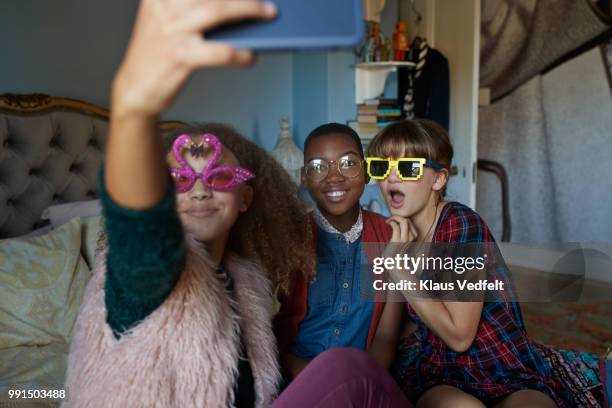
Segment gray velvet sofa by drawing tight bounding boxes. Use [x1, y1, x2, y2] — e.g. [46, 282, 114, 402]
[0, 94, 184, 238]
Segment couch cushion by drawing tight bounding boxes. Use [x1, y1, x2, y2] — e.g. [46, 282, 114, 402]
[0, 112, 107, 238]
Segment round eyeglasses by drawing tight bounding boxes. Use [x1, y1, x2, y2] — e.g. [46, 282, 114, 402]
[304, 154, 363, 182]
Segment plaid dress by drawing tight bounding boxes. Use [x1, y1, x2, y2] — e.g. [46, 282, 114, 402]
[392, 201, 576, 406]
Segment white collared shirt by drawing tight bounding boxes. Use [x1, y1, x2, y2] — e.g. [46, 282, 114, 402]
[312, 207, 363, 244]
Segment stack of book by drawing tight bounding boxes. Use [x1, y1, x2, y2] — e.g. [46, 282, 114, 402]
[348, 98, 403, 141]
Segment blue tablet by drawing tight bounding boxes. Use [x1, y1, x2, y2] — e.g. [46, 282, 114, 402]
[206, 0, 364, 51]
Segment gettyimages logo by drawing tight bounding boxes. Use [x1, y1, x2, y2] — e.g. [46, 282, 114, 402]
[360, 242, 612, 303]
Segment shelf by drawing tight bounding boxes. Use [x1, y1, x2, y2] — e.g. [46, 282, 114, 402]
[355, 61, 416, 68]
[347, 121, 381, 144]
[354, 61, 415, 104]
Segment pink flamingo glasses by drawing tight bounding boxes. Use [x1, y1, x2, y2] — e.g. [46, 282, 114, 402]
[169, 133, 255, 193]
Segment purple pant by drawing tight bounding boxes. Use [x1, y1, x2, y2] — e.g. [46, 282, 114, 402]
[271, 348, 413, 408]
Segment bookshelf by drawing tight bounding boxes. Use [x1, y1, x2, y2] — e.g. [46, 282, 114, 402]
[354, 61, 416, 104]
[352, 0, 480, 208]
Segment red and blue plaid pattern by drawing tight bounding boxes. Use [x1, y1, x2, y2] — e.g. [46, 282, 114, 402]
[393, 202, 575, 406]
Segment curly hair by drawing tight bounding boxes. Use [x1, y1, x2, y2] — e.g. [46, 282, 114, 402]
[164, 123, 313, 294]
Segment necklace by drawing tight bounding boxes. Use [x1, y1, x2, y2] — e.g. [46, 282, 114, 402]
[419, 200, 441, 244]
[408, 200, 441, 262]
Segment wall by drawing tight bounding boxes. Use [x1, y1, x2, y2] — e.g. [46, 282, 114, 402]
[165, 57, 293, 151]
[0, 0, 395, 210]
[291, 52, 329, 145]
[0, 0, 294, 152]
[0, 0, 136, 108]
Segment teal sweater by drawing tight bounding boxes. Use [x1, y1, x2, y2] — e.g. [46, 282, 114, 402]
[99, 172, 255, 408]
[100, 174, 185, 335]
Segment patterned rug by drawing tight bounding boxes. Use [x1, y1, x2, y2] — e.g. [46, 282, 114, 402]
[522, 302, 612, 357]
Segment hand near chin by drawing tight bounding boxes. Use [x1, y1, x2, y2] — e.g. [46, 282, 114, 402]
[383, 216, 418, 283]
[383, 216, 417, 260]
[386, 215, 418, 244]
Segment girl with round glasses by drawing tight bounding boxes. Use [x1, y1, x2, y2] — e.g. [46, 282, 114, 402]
[304, 153, 364, 182]
[276, 123, 405, 392]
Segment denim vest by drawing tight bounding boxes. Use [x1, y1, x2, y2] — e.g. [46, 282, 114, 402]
[289, 227, 374, 360]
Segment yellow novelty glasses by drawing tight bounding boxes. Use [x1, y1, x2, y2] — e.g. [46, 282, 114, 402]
[365, 157, 444, 181]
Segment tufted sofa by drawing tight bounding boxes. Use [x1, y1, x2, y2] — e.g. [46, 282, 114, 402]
[0, 94, 185, 238]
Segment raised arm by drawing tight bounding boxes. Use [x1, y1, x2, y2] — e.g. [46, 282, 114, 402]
[384, 216, 484, 353]
[106, 0, 275, 207]
[101, 0, 276, 335]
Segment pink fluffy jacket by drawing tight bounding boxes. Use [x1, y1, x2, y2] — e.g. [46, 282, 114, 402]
[63, 238, 281, 407]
